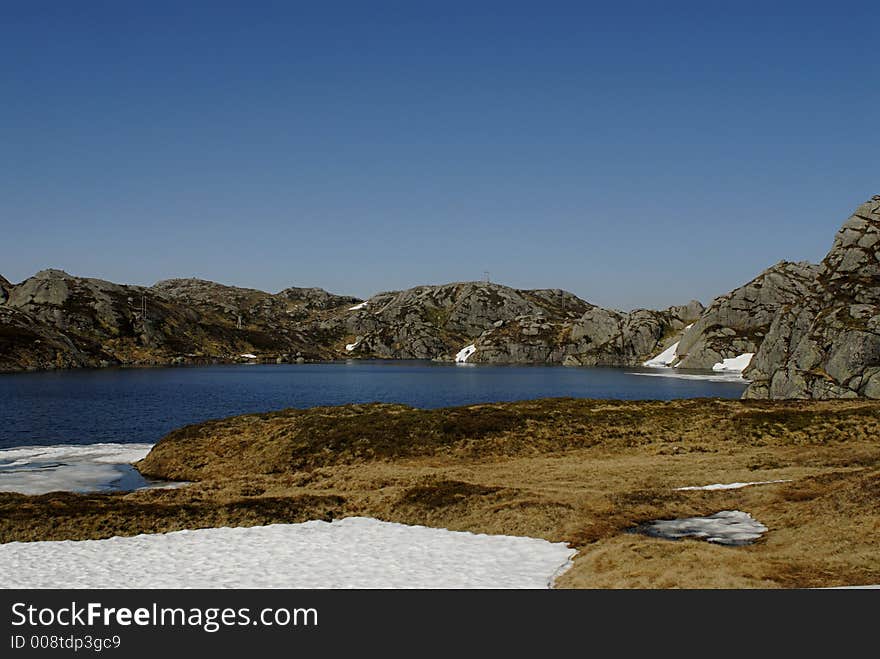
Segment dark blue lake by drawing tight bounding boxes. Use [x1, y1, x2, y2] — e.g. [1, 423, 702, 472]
[0, 361, 747, 449]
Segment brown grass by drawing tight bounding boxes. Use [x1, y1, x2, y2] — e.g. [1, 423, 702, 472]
[2, 398, 879, 588]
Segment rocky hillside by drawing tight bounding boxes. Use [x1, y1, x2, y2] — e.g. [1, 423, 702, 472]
[0, 272, 701, 371]
[0, 270, 352, 371]
[312, 281, 703, 365]
[663, 261, 819, 369]
[152, 278, 360, 321]
[744, 196, 880, 399]
[462, 301, 704, 366]
[334, 282, 593, 361]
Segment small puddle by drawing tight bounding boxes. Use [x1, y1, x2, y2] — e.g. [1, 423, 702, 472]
[631, 510, 767, 546]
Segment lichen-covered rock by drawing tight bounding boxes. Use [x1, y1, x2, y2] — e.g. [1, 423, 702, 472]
[744, 196, 880, 399]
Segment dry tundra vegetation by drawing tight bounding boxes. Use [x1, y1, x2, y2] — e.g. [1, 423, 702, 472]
[2, 398, 879, 588]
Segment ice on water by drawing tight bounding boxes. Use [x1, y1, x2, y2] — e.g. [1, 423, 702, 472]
[0, 443, 160, 494]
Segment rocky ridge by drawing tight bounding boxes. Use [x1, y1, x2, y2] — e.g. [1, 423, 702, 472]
[0, 270, 351, 371]
[316, 282, 706, 365]
[2, 195, 879, 399]
[0, 272, 701, 372]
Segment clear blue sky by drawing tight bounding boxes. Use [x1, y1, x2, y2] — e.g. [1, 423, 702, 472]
[2, 1, 878, 310]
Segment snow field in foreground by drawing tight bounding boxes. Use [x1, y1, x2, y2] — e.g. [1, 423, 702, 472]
[0, 517, 577, 589]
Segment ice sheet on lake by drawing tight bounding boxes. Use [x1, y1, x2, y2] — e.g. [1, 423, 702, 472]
[0, 517, 577, 589]
[675, 480, 792, 491]
[712, 352, 755, 373]
[634, 510, 767, 546]
[0, 443, 165, 495]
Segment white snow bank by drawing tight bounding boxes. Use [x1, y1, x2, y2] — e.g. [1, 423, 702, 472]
[0, 517, 576, 589]
[455, 344, 477, 364]
[345, 339, 361, 352]
[240, 353, 257, 359]
[675, 479, 792, 491]
[629, 371, 748, 383]
[712, 352, 755, 372]
[643, 341, 679, 367]
[636, 510, 767, 546]
[348, 301, 368, 311]
[0, 444, 158, 495]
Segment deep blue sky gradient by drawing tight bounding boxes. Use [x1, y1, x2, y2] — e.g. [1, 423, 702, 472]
[2, 1, 878, 309]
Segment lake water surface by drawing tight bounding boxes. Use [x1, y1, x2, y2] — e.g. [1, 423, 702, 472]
[0, 361, 747, 449]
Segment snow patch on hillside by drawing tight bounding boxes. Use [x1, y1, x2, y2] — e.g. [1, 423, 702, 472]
[713, 353, 755, 372]
[675, 479, 792, 491]
[643, 341, 679, 368]
[455, 344, 477, 364]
